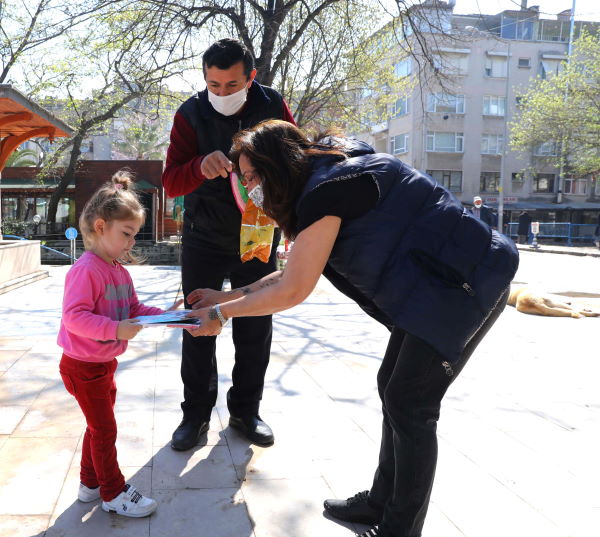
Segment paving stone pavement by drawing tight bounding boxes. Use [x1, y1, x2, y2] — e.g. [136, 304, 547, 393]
[0, 253, 598, 537]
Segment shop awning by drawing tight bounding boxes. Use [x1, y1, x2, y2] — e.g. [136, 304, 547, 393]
[135, 180, 158, 190]
[0, 177, 75, 189]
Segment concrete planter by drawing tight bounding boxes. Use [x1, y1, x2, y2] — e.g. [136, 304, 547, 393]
[0, 240, 48, 295]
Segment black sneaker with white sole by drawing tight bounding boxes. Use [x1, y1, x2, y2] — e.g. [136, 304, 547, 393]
[356, 525, 381, 537]
[324, 490, 382, 525]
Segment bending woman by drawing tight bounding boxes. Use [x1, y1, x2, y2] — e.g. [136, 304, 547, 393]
[185, 119, 519, 537]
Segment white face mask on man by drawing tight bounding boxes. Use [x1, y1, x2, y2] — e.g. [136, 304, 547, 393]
[208, 86, 248, 116]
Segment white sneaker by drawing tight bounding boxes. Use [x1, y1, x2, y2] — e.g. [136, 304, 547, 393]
[101, 484, 157, 518]
[78, 483, 101, 502]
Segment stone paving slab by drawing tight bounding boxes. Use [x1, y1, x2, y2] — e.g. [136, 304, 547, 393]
[0, 516, 49, 537]
[0, 256, 598, 537]
[149, 488, 253, 537]
[48, 466, 153, 537]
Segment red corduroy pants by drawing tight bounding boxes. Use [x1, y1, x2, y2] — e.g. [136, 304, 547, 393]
[59, 354, 125, 502]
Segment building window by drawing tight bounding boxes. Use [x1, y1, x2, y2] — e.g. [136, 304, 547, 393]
[518, 57, 531, 68]
[534, 141, 558, 156]
[391, 96, 410, 118]
[394, 58, 411, 78]
[426, 93, 465, 114]
[35, 198, 48, 220]
[501, 16, 533, 40]
[483, 95, 506, 116]
[485, 56, 507, 77]
[56, 198, 72, 223]
[427, 169, 462, 192]
[0, 195, 71, 223]
[480, 172, 500, 193]
[1, 197, 18, 220]
[533, 173, 555, 193]
[391, 133, 409, 154]
[481, 134, 504, 155]
[426, 131, 464, 153]
[433, 52, 469, 76]
[540, 59, 564, 79]
[512, 172, 524, 182]
[564, 177, 587, 195]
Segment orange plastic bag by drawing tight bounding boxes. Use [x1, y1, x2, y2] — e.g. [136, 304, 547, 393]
[240, 198, 275, 263]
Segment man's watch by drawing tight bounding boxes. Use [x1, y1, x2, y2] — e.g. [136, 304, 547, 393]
[214, 304, 229, 327]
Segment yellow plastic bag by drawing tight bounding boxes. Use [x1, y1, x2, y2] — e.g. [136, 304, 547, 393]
[240, 198, 275, 263]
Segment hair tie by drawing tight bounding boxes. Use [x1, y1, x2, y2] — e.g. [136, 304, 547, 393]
[115, 183, 123, 190]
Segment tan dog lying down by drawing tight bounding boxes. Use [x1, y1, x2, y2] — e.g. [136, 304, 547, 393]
[508, 285, 600, 318]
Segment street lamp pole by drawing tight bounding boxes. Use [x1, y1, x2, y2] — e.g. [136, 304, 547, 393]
[498, 39, 511, 234]
[557, 0, 577, 202]
[567, 0, 577, 58]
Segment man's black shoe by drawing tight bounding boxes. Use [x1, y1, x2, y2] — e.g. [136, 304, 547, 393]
[170, 418, 209, 451]
[229, 415, 274, 447]
[324, 490, 382, 525]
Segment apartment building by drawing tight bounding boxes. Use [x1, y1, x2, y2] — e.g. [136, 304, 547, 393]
[360, 0, 600, 227]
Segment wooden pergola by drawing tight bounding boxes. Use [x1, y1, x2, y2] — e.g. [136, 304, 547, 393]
[0, 84, 73, 239]
[0, 84, 73, 170]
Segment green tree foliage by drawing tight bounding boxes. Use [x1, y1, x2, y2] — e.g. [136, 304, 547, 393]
[24, 3, 198, 227]
[275, 2, 412, 130]
[137, 0, 437, 130]
[510, 32, 600, 178]
[5, 148, 38, 167]
[113, 112, 169, 160]
[0, 0, 105, 83]
[2, 0, 454, 227]
[0, 217, 28, 237]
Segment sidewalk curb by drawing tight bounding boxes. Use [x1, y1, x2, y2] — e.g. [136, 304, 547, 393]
[516, 245, 600, 258]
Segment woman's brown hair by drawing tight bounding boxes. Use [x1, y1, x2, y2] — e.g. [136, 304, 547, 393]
[79, 170, 146, 264]
[229, 120, 346, 238]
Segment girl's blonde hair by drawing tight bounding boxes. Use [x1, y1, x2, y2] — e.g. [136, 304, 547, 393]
[79, 170, 146, 264]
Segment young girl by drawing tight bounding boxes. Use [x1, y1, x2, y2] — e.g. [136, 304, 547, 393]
[57, 171, 180, 518]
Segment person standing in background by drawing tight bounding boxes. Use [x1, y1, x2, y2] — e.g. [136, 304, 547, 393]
[517, 210, 532, 244]
[470, 195, 498, 229]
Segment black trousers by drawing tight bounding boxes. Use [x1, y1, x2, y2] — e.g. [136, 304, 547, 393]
[369, 289, 509, 537]
[180, 223, 279, 420]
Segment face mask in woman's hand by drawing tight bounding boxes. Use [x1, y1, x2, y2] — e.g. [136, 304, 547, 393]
[248, 184, 264, 210]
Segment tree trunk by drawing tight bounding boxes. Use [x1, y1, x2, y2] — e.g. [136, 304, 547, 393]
[46, 133, 84, 235]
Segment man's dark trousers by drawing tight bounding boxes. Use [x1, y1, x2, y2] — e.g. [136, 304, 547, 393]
[180, 221, 279, 421]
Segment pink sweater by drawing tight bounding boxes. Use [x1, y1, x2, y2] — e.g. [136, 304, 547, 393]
[57, 251, 164, 362]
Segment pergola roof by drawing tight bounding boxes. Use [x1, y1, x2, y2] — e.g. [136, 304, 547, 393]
[0, 84, 73, 171]
[0, 84, 72, 138]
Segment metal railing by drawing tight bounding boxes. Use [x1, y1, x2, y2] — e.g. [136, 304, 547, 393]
[506, 223, 598, 246]
[2, 222, 154, 242]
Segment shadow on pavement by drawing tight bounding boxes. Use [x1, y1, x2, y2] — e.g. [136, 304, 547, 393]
[29, 434, 254, 537]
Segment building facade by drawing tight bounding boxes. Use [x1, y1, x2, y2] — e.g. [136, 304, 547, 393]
[359, 1, 600, 231]
[1, 160, 179, 242]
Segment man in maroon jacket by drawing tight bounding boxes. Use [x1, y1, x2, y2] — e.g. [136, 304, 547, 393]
[162, 39, 296, 451]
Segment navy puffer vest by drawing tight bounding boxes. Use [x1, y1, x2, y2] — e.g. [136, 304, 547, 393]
[178, 81, 284, 252]
[299, 140, 519, 362]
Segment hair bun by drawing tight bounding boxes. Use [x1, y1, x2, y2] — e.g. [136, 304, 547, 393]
[111, 170, 135, 191]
